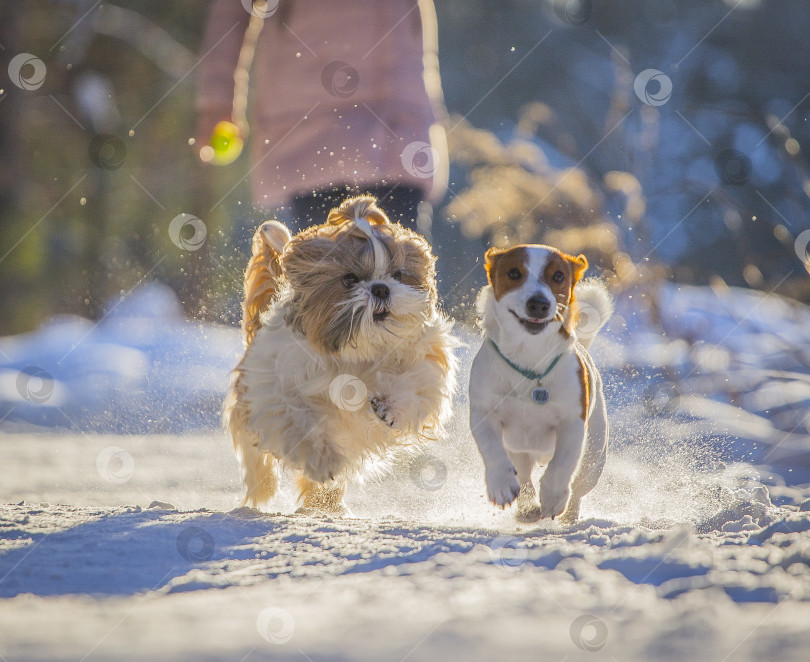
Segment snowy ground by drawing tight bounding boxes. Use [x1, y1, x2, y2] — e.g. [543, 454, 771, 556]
[2, 427, 810, 662]
[2, 282, 810, 660]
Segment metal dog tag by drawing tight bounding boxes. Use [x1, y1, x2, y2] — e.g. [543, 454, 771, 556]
[531, 386, 549, 404]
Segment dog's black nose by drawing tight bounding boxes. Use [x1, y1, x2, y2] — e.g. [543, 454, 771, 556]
[526, 294, 551, 318]
[371, 283, 390, 301]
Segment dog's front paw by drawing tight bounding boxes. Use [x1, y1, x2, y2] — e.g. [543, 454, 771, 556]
[539, 483, 571, 520]
[370, 397, 397, 428]
[485, 464, 520, 508]
[304, 444, 345, 485]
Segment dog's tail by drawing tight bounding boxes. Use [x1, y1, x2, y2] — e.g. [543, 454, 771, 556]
[243, 220, 292, 346]
[573, 278, 614, 350]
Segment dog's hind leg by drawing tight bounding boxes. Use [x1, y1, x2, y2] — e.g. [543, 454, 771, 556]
[539, 418, 587, 520]
[509, 452, 543, 523]
[226, 385, 279, 508]
[564, 385, 609, 522]
[237, 442, 279, 508]
[296, 475, 347, 516]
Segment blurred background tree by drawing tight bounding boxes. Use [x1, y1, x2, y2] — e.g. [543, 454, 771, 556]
[1, 0, 808, 334]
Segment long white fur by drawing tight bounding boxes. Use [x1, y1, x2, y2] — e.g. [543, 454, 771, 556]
[239, 297, 456, 483]
[353, 207, 387, 277]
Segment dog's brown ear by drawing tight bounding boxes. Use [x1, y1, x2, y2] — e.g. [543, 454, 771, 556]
[568, 253, 588, 284]
[483, 247, 503, 286]
[243, 221, 291, 346]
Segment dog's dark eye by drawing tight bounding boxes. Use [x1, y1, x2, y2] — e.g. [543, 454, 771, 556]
[390, 270, 403, 282]
[552, 270, 565, 283]
[342, 273, 360, 287]
[507, 268, 522, 280]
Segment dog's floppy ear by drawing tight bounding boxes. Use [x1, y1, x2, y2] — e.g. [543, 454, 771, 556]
[243, 220, 292, 346]
[259, 220, 292, 254]
[568, 253, 588, 284]
[559, 253, 588, 336]
[483, 247, 504, 286]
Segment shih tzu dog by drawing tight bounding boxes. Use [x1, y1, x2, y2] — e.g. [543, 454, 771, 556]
[224, 196, 457, 514]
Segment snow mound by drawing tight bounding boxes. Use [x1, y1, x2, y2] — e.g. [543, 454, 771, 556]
[0, 282, 241, 432]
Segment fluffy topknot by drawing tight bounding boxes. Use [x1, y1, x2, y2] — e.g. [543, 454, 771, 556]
[325, 196, 390, 272]
[326, 195, 390, 229]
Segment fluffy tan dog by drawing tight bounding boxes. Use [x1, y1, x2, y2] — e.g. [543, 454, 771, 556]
[224, 196, 457, 514]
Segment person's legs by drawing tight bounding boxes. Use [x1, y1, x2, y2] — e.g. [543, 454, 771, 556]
[365, 185, 426, 231]
[290, 185, 430, 233]
[289, 187, 352, 230]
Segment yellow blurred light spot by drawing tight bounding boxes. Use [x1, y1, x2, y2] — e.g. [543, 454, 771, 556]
[743, 263, 763, 287]
[709, 275, 729, 293]
[773, 224, 790, 242]
[786, 138, 800, 155]
[207, 121, 243, 165]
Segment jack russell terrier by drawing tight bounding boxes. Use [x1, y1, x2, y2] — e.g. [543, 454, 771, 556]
[469, 244, 613, 522]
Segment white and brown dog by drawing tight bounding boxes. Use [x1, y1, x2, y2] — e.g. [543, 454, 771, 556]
[469, 244, 613, 522]
[224, 196, 457, 514]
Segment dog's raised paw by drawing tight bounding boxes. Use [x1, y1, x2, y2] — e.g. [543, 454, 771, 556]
[304, 445, 345, 485]
[370, 397, 396, 427]
[485, 465, 520, 507]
